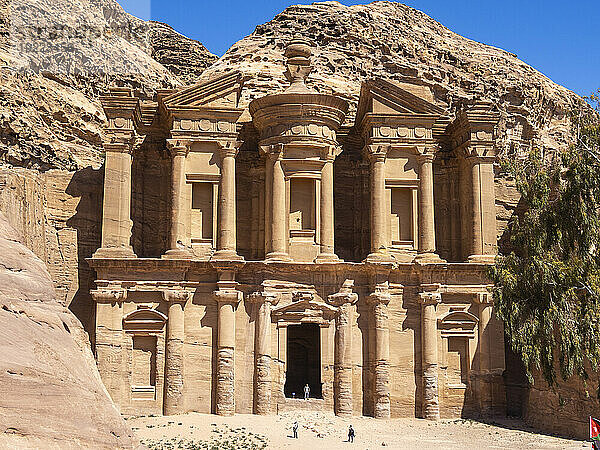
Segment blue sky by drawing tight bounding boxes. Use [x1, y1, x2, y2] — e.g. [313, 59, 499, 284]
[117, 0, 598, 97]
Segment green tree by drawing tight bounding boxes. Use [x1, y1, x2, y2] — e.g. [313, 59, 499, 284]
[490, 90, 600, 395]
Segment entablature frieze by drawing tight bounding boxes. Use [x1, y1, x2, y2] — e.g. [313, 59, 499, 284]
[259, 141, 341, 165]
[100, 89, 143, 133]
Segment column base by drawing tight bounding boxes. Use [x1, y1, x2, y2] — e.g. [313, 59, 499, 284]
[414, 252, 445, 264]
[265, 251, 292, 262]
[364, 251, 394, 264]
[92, 246, 136, 258]
[314, 253, 341, 264]
[467, 254, 496, 264]
[211, 249, 245, 262]
[162, 248, 193, 259]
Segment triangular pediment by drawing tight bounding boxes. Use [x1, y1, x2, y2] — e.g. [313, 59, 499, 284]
[356, 78, 445, 126]
[272, 292, 338, 323]
[162, 71, 244, 110]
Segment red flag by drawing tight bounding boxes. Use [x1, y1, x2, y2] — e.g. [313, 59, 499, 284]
[591, 417, 600, 441]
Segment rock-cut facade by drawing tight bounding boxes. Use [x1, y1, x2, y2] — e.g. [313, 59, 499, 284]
[88, 40, 505, 419]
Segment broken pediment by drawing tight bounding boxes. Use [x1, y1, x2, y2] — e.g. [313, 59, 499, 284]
[161, 71, 244, 111]
[271, 292, 338, 325]
[355, 78, 445, 126]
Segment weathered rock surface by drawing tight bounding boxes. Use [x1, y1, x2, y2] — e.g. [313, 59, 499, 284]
[148, 21, 218, 85]
[0, 212, 138, 449]
[0, 0, 216, 170]
[203, 1, 580, 154]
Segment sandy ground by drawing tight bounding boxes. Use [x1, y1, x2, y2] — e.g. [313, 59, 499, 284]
[129, 411, 588, 450]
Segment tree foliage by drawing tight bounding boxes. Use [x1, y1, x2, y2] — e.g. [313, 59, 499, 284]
[490, 90, 600, 395]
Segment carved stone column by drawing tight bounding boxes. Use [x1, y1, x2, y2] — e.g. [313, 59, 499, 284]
[93, 138, 136, 258]
[266, 147, 291, 261]
[416, 151, 442, 263]
[162, 289, 191, 415]
[249, 292, 279, 415]
[213, 141, 243, 260]
[91, 289, 127, 405]
[419, 290, 441, 420]
[212, 261, 244, 416]
[316, 147, 339, 262]
[366, 145, 392, 262]
[164, 139, 192, 258]
[467, 155, 497, 263]
[367, 282, 391, 418]
[328, 280, 358, 417]
[474, 291, 494, 414]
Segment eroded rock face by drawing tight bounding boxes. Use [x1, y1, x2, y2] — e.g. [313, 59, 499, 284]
[0, 212, 138, 448]
[0, 0, 216, 170]
[203, 1, 579, 153]
[148, 21, 218, 85]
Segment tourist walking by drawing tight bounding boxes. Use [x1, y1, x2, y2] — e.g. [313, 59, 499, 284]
[348, 424, 355, 443]
[292, 421, 299, 439]
[304, 383, 310, 400]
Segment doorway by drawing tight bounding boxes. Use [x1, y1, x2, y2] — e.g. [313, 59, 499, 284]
[284, 323, 322, 399]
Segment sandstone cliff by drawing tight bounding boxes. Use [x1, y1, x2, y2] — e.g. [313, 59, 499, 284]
[203, 1, 580, 156]
[0, 0, 596, 442]
[0, 212, 138, 448]
[0, 0, 216, 170]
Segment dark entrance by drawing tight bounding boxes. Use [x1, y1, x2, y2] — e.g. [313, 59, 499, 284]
[284, 323, 322, 399]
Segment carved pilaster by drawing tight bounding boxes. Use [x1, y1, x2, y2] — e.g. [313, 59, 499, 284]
[415, 149, 443, 263]
[365, 144, 394, 263]
[473, 290, 496, 415]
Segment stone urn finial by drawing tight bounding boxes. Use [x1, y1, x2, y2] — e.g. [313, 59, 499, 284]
[284, 38, 313, 93]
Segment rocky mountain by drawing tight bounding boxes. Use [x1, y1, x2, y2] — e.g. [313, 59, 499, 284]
[203, 1, 583, 158]
[0, 212, 138, 448]
[0, 0, 216, 170]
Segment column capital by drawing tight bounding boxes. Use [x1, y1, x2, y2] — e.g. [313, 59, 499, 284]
[367, 282, 391, 306]
[418, 291, 442, 305]
[328, 279, 358, 306]
[259, 143, 284, 160]
[162, 289, 193, 303]
[364, 144, 390, 163]
[90, 288, 127, 303]
[216, 140, 242, 159]
[103, 132, 135, 154]
[464, 149, 496, 163]
[166, 139, 191, 157]
[248, 291, 280, 306]
[321, 144, 342, 162]
[214, 288, 243, 306]
[473, 290, 494, 304]
[416, 151, 435, 164]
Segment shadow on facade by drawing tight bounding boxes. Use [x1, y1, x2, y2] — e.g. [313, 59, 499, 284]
[65, 165, 104, 347]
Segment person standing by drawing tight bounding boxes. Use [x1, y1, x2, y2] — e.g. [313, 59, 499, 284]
[304, 383, 310, 400]
[292, 421, 299, 439]
[348, 425, 355, 443]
